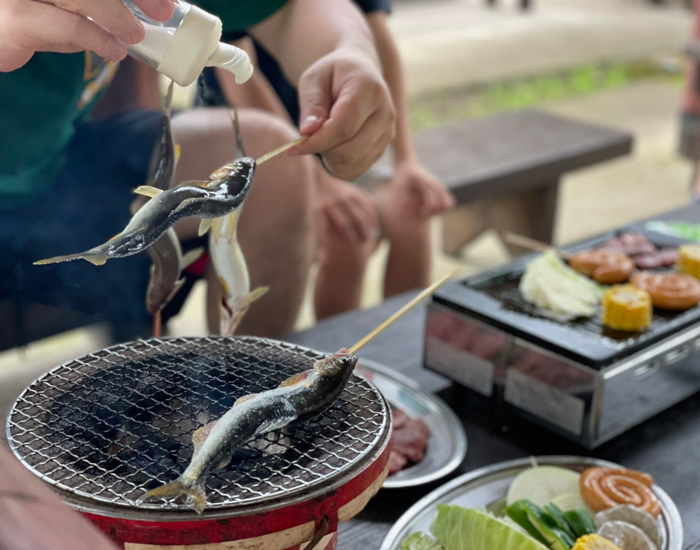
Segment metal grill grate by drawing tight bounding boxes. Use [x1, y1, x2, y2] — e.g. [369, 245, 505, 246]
[6, 337, 388, 513]
[477, 274, 688, 347]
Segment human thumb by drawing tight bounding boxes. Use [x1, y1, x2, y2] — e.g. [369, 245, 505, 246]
[297, 65, 333, 136]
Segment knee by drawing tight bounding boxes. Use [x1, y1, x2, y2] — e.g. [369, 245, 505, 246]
[380, 203, 431, 244]
[320, 231, 372, 272]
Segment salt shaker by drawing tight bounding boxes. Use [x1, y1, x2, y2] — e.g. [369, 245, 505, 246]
[122, 0, 253, 87]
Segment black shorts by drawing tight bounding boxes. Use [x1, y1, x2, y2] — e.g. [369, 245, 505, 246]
[0, 110, 203, 340]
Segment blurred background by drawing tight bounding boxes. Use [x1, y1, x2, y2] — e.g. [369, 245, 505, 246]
[0, 0, 696, 435]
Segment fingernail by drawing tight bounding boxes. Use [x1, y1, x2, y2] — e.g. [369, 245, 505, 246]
[301, 115, 323, 132]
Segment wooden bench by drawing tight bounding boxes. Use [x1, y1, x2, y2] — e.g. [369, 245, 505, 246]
[412, 109, 633, 255]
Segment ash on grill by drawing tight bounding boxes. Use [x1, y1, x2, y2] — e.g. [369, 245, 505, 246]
[7, 337, 388, 512]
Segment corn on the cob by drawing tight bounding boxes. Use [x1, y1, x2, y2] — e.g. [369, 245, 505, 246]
[677, 244, 700, 280]
[572, 534, 622, 550]
[601, 285, 652, 332]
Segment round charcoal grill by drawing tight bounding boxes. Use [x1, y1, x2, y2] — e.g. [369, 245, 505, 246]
[7, 337, 391, 548]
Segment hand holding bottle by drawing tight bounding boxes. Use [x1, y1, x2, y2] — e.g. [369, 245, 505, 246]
[0, 0, 174, 72]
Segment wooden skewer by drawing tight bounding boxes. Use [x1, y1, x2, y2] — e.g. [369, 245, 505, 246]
[348, 268, 462, 356]
[503, 232, 572, 260]
[153, 310, 162, 339]
[256, 136, 309, 165]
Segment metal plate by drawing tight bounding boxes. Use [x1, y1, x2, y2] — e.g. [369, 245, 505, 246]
[381, 456, 683, 550]
[355, 359, 466, 489]
[6, 337, 390, 516]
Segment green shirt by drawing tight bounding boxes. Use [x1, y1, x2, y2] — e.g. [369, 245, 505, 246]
[0, 0, 287, 207]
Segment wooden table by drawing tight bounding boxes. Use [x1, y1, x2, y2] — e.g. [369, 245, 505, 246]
[413, 110, 633, 255]
[286, 203, 700, 550]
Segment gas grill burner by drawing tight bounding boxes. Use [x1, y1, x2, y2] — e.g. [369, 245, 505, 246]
[6, 337, 389, 514]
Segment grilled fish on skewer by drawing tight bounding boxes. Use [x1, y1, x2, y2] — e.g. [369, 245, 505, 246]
[131, 81, 203, 334]
[35, 157, 255, 266]
[145, 80, 177, 191]
[210, 212, 267, 335]
[210, 108, 267, 335]
[138, 351, 358, 514]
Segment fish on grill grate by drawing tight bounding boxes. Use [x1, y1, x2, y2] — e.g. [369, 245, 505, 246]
[138, 351, 358, 513]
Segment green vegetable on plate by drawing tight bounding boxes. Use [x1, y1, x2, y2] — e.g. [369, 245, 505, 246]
[399, 532, 445, 550]
[564, 509, 596, 538]
[544, 503, 577, 540]
[430, 505, 549, 550]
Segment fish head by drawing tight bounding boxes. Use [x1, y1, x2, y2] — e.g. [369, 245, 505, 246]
[210, 158, 255, 190]
[314, 351, 357, 383]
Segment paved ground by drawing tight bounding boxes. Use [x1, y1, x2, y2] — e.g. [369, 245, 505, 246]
[393, 0, 691, 96]
[0, 0, 695, 440]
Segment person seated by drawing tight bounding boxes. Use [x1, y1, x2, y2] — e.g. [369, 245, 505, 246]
[0, 0, 395, 340]
[199, 0, 454, 323]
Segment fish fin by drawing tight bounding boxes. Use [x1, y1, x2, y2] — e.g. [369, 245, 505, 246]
[181, 247, 204, 269]
[233, 393, 259, 406]
[217, 452, 233, 469]
[138, 478, 207, 515]
[278, 371, 310, 388]
[133, 185, 163, 198]
[191, 421, 217, 457]
[249, 286, 269, 303]
[198, 218, 213, 237]
[223, 306, 248, 336]
[34, 250, 108, 266]
[174, 144, 182, 166]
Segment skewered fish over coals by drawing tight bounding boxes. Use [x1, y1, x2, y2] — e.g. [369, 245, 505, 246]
[35, 158, 255, 267]
[138, 351, 358, 514]
[210, 109, 267, 335]
[131, 82, 203, 335]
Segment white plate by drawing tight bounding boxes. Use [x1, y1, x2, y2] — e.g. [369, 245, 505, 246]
[356, 359, 467, 489]
[381, 455, 683, 550]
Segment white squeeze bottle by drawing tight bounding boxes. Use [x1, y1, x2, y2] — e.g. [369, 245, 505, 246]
[122, 0, 253, 87]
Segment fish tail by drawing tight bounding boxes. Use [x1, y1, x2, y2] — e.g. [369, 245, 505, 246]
[138, 477, 208, 514]
[34, 250, 108, 266]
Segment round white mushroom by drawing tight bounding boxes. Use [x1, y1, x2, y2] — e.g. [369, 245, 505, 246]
[595, 505, 662, 548]
[598, 521, 658, 550]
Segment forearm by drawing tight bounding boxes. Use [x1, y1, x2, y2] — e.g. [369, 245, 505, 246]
[367, 12, 416, 165]
[249, 0, 378, 86]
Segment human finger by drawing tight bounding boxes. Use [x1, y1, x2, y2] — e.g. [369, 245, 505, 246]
[25, 2, 127, 61]
[345, 196, 375, 242]
[133, 0, 174, 21]
[43, 0, 145, 44]
[318, 108, 394, 180]
[326, 204, 359, 243]
[296, 61, 333, 136]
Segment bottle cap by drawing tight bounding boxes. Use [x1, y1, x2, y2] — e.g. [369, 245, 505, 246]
[157, 5, 221, 86]
[207, 43, 253, 84]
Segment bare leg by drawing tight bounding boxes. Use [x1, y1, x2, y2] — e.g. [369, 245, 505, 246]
[313, 212, 375, 320]
[374, 184, 432, 297]
[172, 108, 316, 337]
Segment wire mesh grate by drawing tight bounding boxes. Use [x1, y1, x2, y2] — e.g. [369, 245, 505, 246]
[7, 337, 388, 512]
